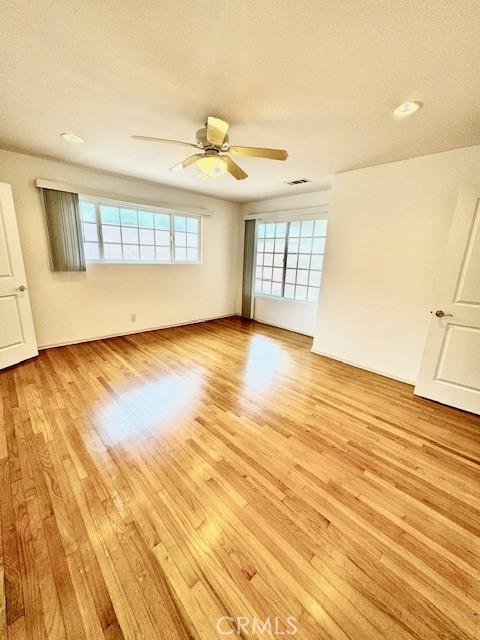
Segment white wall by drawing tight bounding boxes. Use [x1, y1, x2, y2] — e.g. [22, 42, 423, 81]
[241, 189, 331, 336]
[313, 145, 480, 383]
[254, 297, 317, 336]
[0, 149, 242, 348]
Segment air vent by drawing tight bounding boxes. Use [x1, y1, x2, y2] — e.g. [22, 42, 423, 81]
[284, 178, 311, 186]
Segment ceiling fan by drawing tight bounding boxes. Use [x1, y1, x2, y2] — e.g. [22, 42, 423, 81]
[132, 116, 288, 180]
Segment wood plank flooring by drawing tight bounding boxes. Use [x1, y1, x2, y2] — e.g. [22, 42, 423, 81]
[0, 317, 479, 639]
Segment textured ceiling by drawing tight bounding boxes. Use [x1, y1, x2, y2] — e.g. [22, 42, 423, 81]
[1, 0, 479, 202]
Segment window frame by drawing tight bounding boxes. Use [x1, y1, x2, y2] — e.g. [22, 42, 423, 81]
[79, 194, 203, 265]
[254, 214, 327, 304]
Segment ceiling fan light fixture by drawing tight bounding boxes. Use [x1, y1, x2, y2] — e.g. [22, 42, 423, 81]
[196, 155, 226, 178]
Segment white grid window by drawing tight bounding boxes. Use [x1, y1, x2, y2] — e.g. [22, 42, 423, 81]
[255, 218, 327, 303]
[80, 201, 201, 264]
[174, 215, 199, 262]
[255, 222, 287, 297]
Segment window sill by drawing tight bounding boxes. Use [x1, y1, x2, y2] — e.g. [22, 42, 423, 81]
[254, 293, 316, 305]
[86, 260, 202, 266]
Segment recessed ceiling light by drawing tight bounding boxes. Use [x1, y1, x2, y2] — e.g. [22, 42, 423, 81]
[393, 101, 423, 118]
[60, 132, 85, 143]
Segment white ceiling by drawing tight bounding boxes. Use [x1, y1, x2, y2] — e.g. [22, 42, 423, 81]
[1, 1, 479, 202]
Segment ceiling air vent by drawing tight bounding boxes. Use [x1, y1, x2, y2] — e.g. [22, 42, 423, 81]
[285, 178, 311, 186]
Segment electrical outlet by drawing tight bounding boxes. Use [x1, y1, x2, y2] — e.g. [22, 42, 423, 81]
[130, 313, 136, 322]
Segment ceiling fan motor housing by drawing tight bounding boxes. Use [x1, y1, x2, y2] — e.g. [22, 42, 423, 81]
[195, 127, 229, 150]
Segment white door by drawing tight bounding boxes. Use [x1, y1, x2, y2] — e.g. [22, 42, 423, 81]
[0, 182, 38, 369]
[415, 185, 480, 415]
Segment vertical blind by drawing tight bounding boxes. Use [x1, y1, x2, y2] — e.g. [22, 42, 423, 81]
[241, 219, 256, 318]
[41, 188, 86, 271]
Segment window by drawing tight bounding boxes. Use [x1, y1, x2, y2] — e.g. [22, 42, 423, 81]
[79, 200, 201, 264]
[255, 222, 287, 297]
[255, 218, 327, 303]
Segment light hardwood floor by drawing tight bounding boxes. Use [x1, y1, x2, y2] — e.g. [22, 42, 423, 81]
[0, 317, 479, 639]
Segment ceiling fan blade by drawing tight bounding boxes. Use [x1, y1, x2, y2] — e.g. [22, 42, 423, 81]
[206, 117, 230, 146]
[229, 146, 288, 161]
[222, 155, 248, 180]
[170, 154, 204, 172]
[132, 135, 198, 148]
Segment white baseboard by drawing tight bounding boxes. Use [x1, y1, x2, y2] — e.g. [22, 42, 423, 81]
[38, 313, 237, 350]
[310, 347, 415, 386]
[254, 317, 314, 338]
[39, 318, 414, 388]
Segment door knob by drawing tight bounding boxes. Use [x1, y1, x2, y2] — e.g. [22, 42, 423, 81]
[435, 309, 453, 318]
[17, 285, 27, 292]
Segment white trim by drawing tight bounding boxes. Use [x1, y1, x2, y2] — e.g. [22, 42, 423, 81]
[38, 313, 236, 350]
[310, 347, 415, 385]
[35, 178, 212, 217]
[243, 204, 328, 221]
[254, 317, 314, 337]
[254, 293, 316, 305]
